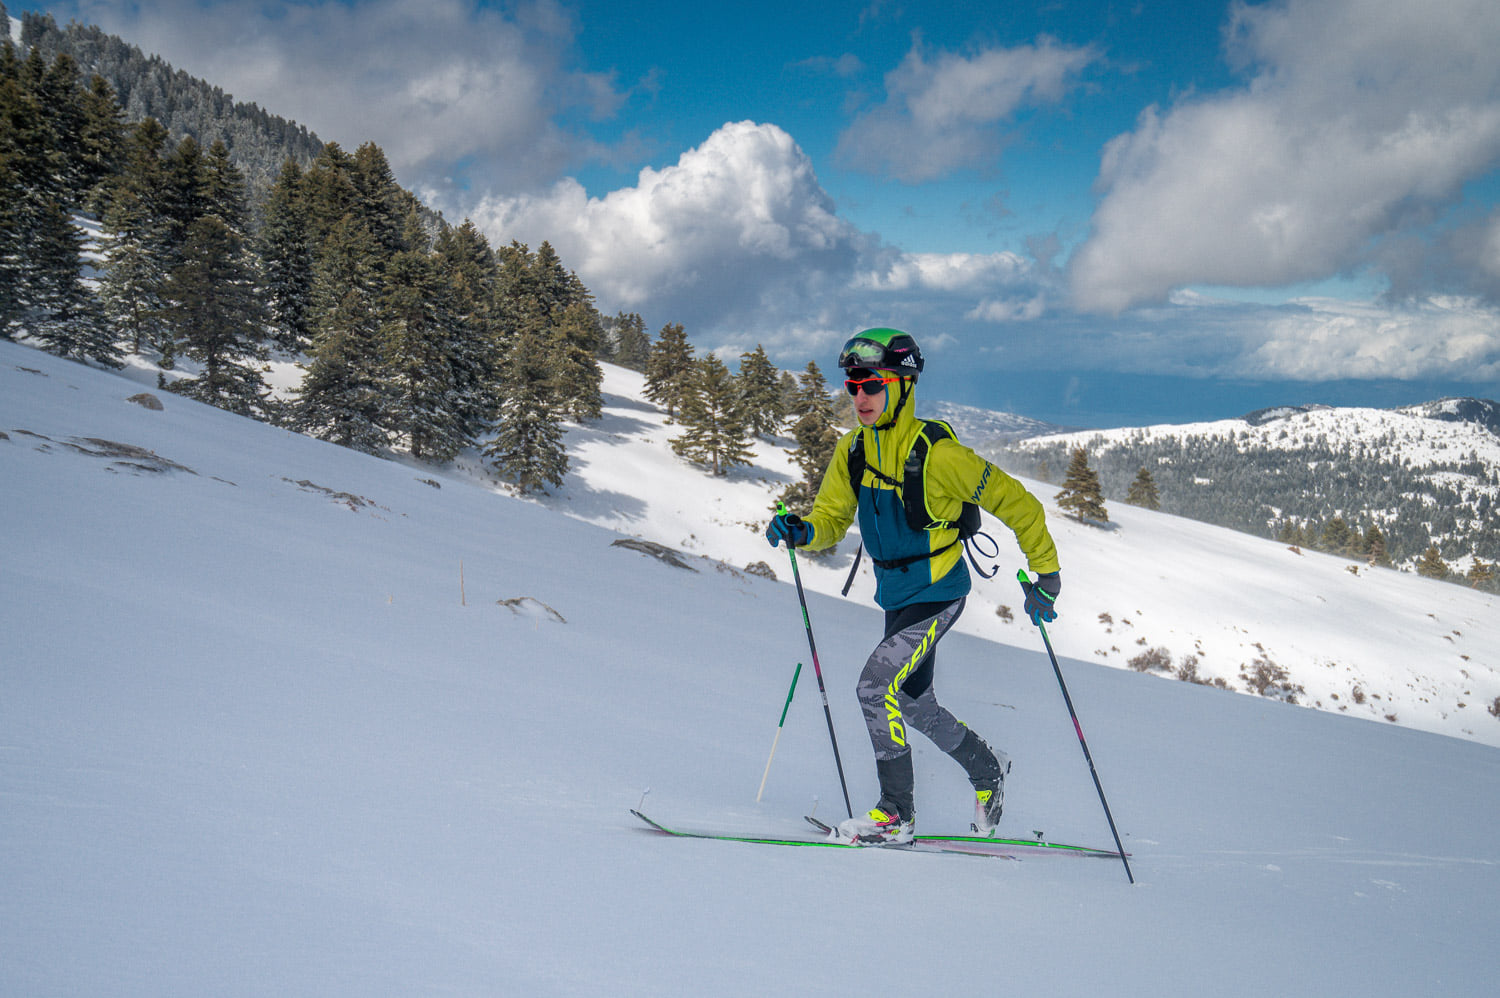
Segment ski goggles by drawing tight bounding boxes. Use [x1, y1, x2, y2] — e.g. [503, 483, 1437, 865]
[838, 338, 894, 369]
[844, 370, 903, 396]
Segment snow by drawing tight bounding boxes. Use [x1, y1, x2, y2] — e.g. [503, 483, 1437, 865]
[3, 338, 1499, 996]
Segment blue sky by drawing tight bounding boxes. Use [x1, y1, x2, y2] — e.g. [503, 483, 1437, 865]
[14, 0, 1500, 426]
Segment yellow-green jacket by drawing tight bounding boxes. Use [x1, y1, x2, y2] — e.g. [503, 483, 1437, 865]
[800, 383, 1059, 610]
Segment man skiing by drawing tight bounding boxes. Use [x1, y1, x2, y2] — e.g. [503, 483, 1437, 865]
[765, 328, 1062, 845]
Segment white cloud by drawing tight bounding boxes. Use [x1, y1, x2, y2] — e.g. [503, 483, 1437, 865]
[69, 0, 625, 196]
[838, 37, 1099, 182]
[472, 121, 866, 343]
[1244, 296, 1500, 382]
[470, 121, 1064, 363]
[966, 296, 1047, 323]
[853, 251, 1031, 293]
[1070, 0, 1500, 314]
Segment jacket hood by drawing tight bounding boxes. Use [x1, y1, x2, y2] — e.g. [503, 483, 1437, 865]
[860, 377, 921, 473]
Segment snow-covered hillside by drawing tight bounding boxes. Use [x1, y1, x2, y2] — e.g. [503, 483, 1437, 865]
[925, 397, 1076, 444]
[4, 338, 1500, 996]
[1018, 403, 1500, 486]
[997, 399, 1500, 580]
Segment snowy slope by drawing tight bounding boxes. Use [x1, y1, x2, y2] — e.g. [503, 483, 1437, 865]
[1015, 404, 1500, 493]
[3, 338, 1500, 997]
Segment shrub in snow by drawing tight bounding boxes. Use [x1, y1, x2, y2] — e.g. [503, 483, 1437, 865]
[1128, 647, 1173, 673]
[1240, 655, 1306, 704]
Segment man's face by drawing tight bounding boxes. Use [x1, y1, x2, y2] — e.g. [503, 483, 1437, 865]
[845, 369, 900, 426]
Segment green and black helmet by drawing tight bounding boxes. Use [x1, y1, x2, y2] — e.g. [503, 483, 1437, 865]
[837, 327, 924, 376]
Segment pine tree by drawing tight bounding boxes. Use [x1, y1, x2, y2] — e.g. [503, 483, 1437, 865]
[161, 214, 268, 414]
[159, 137, 267, 413]
[779, 361, 841, 510]
[1319, 516, 1355, 555]
[492, 239, 601, 424]
[380, 248, 466, 461]
[1467, 558, 1495, 589]
[735, 344, 784, 439]
[1416, 545, 1449, 579]
[351, 141, 409, 259]
[434, 219, 502, 440]
[99, 117, 171, 356]
[25, 195, 114, 365]
[549, 300, 605, 422]
[0, 48, 116, 364]
[76, 73, 125, 214]
[32, 49, 85, 201]
[159, 135, 209, 262]
[520, 240, 594, 330]
[258, 158, 313, 351]
[1276, 519, 1309, 548]
[295, 216, 388, 452]
[1125, 466, 1162, 510]
[300, 142, 360, 252]
[671, 354, 754, 476]
[1363, 524, 1392, 567]
[152, 135, 212, 368]
[1055, 447, 1109, 524]
[0, 43, 28, 334]
[485, 318, 569, 494]
[645, 322, 695, 417]
[603, 311, 650, 371]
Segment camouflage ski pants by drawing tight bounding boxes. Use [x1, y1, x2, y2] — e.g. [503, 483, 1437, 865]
[857, 597, 971, 763]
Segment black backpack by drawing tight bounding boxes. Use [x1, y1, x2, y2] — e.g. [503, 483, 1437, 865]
[840, 419, 999, 595]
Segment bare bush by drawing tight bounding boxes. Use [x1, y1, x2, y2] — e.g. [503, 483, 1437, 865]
[1240, 655, 1306, 704]
[1128, 647, 1173, 673]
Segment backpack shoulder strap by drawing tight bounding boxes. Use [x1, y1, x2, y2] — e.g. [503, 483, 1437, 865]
[916, 420, 1000, 578]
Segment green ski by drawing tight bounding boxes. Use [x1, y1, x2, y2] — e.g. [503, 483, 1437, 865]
[631, 810, 1018, 861]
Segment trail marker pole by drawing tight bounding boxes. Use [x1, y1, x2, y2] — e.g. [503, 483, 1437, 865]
[756, 662, 803, 802]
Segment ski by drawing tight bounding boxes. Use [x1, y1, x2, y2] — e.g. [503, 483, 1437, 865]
[806, 814, 1126, 859]
[631, 810, 1016, 861]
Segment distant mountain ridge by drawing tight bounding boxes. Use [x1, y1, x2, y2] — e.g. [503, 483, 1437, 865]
[1397, 397, 1500, 436]
[985, 396, 1500, 580]
[924, 399, 1078, 445]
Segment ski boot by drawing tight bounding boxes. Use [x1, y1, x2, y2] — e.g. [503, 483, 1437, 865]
[972, 753, 1011, 836]
[838, 805, 915, 845]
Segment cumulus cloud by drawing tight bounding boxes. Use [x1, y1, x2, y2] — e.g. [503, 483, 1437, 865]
[469, 120, 1062, 364]
[837, 36, 1099, 182]
[472, 121, 867, 343]
[67, 0, 626, 197]
[1070, 0, 1500, 314]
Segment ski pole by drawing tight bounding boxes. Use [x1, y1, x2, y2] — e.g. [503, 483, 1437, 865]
[756, 662, 802, 802]
[778, 502, 854, 819]
[1018, 569, 1135, 884]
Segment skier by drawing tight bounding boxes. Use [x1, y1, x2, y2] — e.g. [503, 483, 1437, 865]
[765, 328, 1061, 844]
